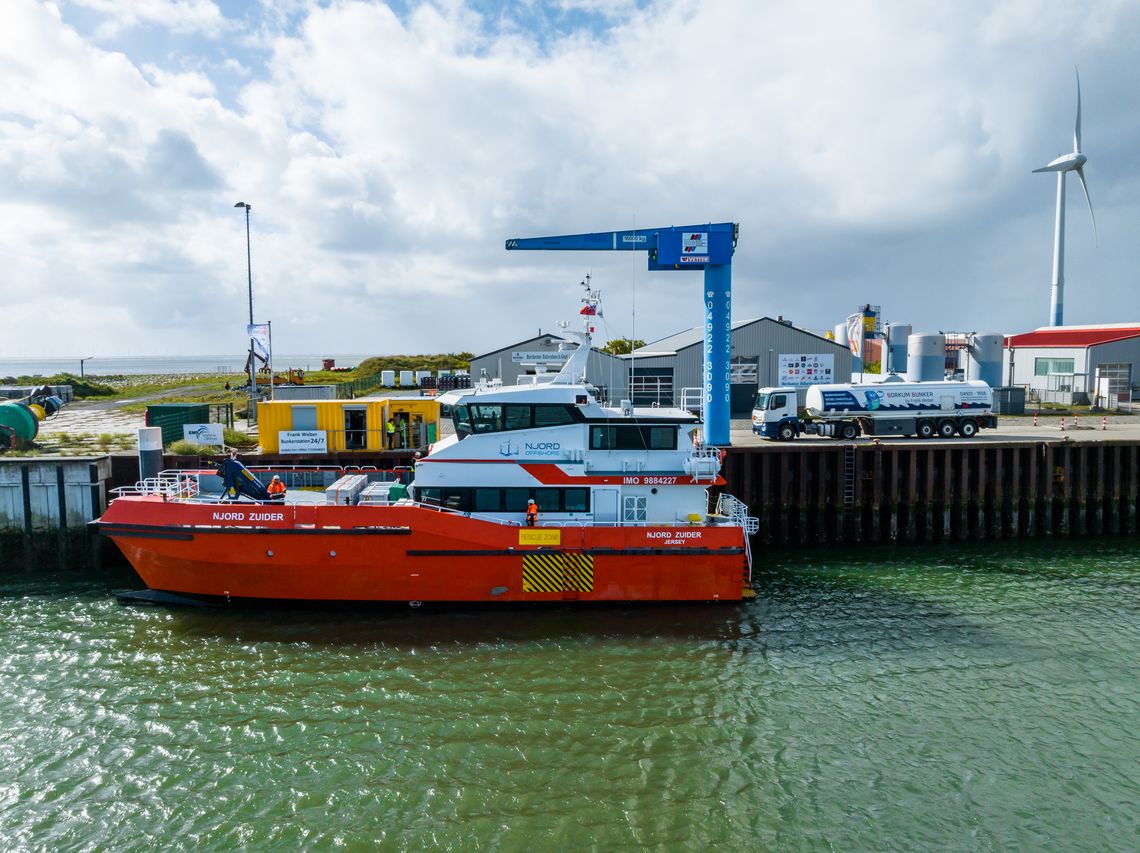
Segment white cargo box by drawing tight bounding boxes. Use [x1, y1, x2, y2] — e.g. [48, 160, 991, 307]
[415, 370, 431, 383]
[399, 370, 414, 386]
[359, 482, 395, 505]
[325, 474, 369, 505]
[381, 370, 395, 386]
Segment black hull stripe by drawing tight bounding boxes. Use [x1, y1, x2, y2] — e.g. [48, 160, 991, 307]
[98, 523, 411, 538]
[405, 547, 743, 557]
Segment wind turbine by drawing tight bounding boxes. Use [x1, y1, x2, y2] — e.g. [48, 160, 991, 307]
[1033, 68, 1097, 327]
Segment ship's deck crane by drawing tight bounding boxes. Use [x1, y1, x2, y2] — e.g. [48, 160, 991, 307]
[505, 222, 739, 445]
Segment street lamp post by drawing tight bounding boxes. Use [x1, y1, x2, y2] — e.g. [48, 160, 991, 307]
[79, 356, 94, 379]
[234, 202, 256, 424]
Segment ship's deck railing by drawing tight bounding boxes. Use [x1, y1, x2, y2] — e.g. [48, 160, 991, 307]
[717, 493, 759, 581]
[111, 472, 753, 532]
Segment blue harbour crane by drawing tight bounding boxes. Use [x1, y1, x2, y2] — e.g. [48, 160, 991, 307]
[505, 222, 739, 446]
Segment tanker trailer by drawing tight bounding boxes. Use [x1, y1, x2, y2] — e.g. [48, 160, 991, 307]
[752, 377, 997, 440]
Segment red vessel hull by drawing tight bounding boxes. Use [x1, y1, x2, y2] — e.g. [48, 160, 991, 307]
[98, 497, 749, 603]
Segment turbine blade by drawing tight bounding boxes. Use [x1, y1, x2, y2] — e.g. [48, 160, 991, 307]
[1033, 162, 1070, 173]
[1076, 165, 1097, 245]
[1074, 67, 1083, 153]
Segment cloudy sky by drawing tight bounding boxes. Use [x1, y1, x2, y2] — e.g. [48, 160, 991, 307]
[3, 0, 1139, 359]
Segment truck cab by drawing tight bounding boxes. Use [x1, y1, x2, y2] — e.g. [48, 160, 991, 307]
[752, 387, 800, 440]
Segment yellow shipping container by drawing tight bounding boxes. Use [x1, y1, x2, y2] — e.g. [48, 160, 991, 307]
[257, 397, 440, 453]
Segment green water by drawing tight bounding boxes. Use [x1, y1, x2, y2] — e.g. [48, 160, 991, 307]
[2, 542, 1138, 851]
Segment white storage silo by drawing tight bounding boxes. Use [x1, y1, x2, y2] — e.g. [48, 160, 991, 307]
[967, 333, 1004, 387]
[887, 324, 911, 374]
[906, 333, 945, 381]
[833, 323, 848, 347]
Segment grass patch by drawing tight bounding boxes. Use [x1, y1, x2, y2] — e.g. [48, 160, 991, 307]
[168, 440, 221, 456]
[224, 428, 258, 448]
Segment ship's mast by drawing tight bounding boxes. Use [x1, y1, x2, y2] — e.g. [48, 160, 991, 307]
[580, 272, 600, 340]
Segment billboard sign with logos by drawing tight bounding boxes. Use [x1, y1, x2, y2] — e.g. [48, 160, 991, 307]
[778, 354, 836, 387]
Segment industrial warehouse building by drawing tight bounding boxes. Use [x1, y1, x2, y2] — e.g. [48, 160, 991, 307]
[1004, 324, 1140, 407]
[627, 317, 854, 412]
[470, 318, 852, 413]
[468, 334, 630, 402]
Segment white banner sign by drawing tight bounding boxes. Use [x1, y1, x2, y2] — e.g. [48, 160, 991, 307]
[779, 354, 835, 387]
[247, 323, 271, 361]
[182, 423, 224, 445]
[846, 313, 864, 359]
[511, 350, 572, 364]
[279, 430, 327, 454]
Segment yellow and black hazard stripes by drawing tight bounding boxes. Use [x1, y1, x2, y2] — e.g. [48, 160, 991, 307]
[522, 553, 564, 592]
[522, 552, 594, 593]
[562, 553, 593, 592]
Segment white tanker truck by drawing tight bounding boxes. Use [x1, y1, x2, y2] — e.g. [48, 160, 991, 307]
[752, 378, 997, 441]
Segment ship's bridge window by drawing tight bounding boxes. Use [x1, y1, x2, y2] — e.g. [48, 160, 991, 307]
[453, 403, 581, 435]
[589, 425, 678, 451]
[469, 404, 504, 433]
[533, 405, 576, 427]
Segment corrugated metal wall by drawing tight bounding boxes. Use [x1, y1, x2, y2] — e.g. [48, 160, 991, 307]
[639, 319, 854, 409]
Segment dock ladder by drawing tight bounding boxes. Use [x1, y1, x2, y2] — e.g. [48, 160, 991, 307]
[842, 445, 856, 507]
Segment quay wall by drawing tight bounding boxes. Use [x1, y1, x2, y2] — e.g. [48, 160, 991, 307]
[0, 457, 111, 570]
[721, 440, 1140, 546]
[2, 442, 1138, 571]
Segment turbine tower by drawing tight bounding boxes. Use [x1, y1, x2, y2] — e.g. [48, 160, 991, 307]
[1033, 69, 1097, 327]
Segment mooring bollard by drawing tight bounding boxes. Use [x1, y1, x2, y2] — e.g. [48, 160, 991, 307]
[1060, 417, 1065, 431]
[1102, 416, 1107, 431]
[1033, 412, 1038, 427]
[138, 426, 163, 481]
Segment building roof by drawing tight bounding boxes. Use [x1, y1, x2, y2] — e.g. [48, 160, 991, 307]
[631, 317, 844, 357]
[470, 334, 620, 363]
[1005, 324, 1140, 348]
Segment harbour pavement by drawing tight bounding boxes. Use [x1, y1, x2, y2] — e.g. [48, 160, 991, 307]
[31, 402, 1140, 448]
[730, 414, 1140, 446]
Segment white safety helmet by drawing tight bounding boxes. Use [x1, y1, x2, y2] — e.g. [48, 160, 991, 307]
[527, 499, 535, 505]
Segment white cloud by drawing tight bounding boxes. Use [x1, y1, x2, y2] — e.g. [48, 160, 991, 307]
[2, 0, 1139, 361]
[66, 0, 227, 38]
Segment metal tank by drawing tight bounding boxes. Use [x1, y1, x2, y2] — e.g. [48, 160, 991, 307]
[906, 333, 946, 382]
[967, 333, 1004, 387]
[833, 323, 848, 347]
[887, 323, 911, 374]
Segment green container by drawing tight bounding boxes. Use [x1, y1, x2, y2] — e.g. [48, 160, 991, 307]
[0, 402, 39, 442]
[146, 403, 212, 445]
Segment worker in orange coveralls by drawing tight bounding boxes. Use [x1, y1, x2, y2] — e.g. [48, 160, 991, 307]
[267, 475, 286, 501]
[525, 499, 539, 527]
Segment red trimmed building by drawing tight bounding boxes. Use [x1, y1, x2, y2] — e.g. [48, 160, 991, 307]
[1003, 324, 1140, 406]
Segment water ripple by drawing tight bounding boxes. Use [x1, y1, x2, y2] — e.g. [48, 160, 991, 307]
[1, 542, 1138, 850]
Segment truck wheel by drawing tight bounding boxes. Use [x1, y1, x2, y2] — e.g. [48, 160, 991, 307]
[840, 422, 859, 441]
[778, 422, 796, 441]
[937, 419, 957, 438]
[917, 420, 935, 439]
[957, 419, 978, 438]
